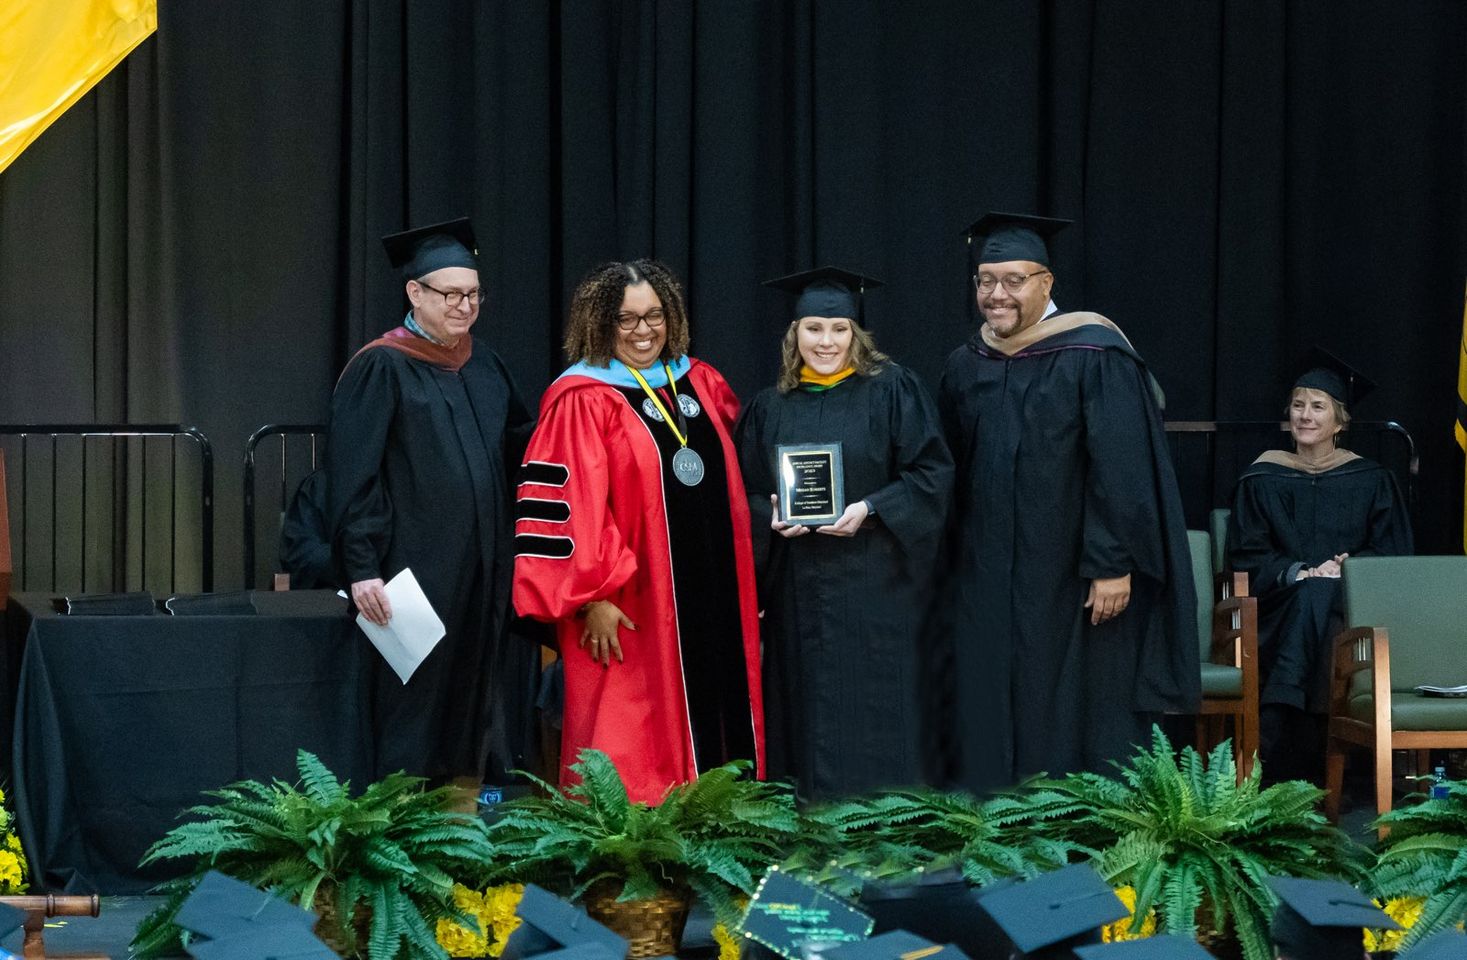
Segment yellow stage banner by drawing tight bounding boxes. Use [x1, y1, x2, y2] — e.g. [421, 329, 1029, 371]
[0, 0, 157, 176]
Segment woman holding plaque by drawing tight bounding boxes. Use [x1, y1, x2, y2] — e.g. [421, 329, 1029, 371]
[511, 260, 764, 803]
[735, 266, 953, 798]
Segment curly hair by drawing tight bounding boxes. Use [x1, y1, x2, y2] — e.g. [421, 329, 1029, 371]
[776, 319, 889, 393]
[562, 260, 692, 365]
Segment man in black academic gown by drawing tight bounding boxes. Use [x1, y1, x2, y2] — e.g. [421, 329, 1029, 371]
[327, 217, 535, 784]
[938, 212, 1198, 792]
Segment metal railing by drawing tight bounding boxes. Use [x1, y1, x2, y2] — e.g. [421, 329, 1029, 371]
[1163, 419, 1417, 529]
[242, 424, 328, 589]
[0, 425, 213, 594]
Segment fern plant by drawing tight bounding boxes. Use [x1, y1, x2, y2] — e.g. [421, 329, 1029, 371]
[477, 750, 799, 927]
[131, 750, 494, 960]
[1371, 779, 1467, 951]
[781, 787, 1086, 895]
[1024, 727, 1365, 960]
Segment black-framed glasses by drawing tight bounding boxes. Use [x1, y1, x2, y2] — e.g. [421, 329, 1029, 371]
[417, 281, 485, 308]
[973, 270, 1050, 294]
[615, 309, 666, 331]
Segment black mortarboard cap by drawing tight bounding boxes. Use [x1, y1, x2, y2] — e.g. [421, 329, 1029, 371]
[0, 901, 23, 939]
[1073, 936, 1217, 959]
[173, 871, 334, 960]
[1266, 876, 1396, 960]
[818, 929, 941, 960]
[976, 865, 1128, 959]
[963, 212, 1072, 269]
[1402, 929, 1467, 960]
[498, 884, 628, 960]
[860, 868, 1009, 960]
[524, 945, 626, 960]
[381, 216, 479, 281]
[186, 924, 340, 960]
[763, 266, 884, 323]
[174, 871, 318, 941]
[1292, 347, 1377, 408]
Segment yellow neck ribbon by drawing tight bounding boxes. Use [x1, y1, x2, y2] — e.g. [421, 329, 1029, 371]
[627, 363, 688, 448]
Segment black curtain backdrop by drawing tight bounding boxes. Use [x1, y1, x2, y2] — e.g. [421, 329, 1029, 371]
[0, 0, 1464, 588]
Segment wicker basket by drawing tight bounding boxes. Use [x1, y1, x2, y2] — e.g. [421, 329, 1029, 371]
[581, 881, 692, 959]
[313, 887, 371, 958]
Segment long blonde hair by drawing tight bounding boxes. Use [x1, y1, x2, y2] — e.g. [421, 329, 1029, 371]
[776, 319, 889, 393]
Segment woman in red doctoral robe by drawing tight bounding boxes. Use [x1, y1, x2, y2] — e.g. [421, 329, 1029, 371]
[512, 259, 764, 803]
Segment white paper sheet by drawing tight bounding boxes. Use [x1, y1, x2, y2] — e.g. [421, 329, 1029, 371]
[353, 568, 445, 684]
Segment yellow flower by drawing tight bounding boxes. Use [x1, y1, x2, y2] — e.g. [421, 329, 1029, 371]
[1363, 896, 1442, 953]
[712, 922, 741, 960]
[1103, 886, 1157, 942]
[0, 850, 23, 894]
[435, 883, 525, 958]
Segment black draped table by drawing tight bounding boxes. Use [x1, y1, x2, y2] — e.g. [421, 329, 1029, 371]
[6, 591, 376, 894]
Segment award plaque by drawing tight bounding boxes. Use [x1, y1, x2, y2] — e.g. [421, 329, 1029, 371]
[777, 442, 845, 525]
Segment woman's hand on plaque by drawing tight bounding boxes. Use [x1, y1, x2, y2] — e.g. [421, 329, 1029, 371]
[770, 494, 810, 538]
[816, 500, 869, 537]
[580, 600, 633, 666]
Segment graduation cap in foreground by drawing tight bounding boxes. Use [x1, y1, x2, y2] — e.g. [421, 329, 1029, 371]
[0, 901, 24, 940]
[1292, 347, 1378, 409]
[381, 216, 479, 282]
[498, 884, 627, 960]
[817, 929, 946, 960]
[764, 265, 884, 324]
[1401, 929, 1467, 959]
[174, 871, 334, 960]
[1267, 876, 1397, 960]
[976, 864, 1129, 959]
[963, 212, 1072, 269]
[1073, 936, 1217, 958]
[859, 868, 1009, 960]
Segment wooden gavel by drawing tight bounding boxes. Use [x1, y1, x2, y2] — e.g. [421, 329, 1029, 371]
[0, 895, 101, 959]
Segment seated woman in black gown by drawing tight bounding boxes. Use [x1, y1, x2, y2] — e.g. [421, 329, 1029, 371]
[1226, 353, 1412, 782]
[736, 266, 953, 798]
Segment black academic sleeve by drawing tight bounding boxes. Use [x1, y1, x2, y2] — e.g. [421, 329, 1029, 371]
[1226, 476, 1296, 594]
[325, 348, 397, 585]
[1355, 470, 1414, 558]
[861, 367, 954, 552]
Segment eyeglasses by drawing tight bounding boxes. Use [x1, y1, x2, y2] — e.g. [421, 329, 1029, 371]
[615, 309, 666, 331]
[973, 270, 1050, 294]
[417, 281, 485, 308]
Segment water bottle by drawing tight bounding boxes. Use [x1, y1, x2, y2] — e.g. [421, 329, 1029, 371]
[1431, 765, 1450, 800]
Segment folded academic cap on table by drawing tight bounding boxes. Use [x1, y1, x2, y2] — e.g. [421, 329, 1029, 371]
[857, 867, 1008, 960]
[816, 928, 948, 960]
[1073, 935, 1217, 958]
[1267, 875, 1397, 960]
[974, 864, 1129, 959]
[498, 884, 628, 960]
[0, 902, 23, 940]
[174, 870, 334, 960]
[1401, 929, 1467, 960]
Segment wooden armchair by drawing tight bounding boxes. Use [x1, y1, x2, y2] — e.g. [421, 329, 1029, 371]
[1324, 556, 1467, 828]
[1189, 527, 1261, 781]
